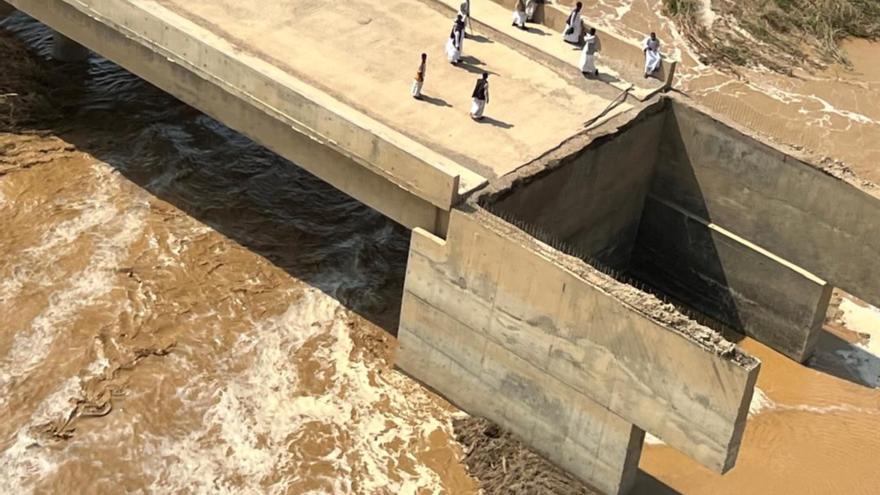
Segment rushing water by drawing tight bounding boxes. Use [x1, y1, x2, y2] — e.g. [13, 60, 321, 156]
[1, 3, 879, 494]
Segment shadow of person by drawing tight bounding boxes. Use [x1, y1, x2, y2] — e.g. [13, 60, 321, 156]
[475, 115, 513, 129]
[468, 34, 493, 43]
[418, 94, 452, 107]
[523, 26, 551, 36]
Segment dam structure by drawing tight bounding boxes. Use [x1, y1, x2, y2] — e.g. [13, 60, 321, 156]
[5, 0, 880, 493]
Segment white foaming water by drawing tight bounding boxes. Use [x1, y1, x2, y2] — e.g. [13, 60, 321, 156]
[835, 298, 880, 388]
[0, 339, 112, 493]
[748, 387, 774, 416]
[147, 288, 452, 494]
[0, 163, 146, 403]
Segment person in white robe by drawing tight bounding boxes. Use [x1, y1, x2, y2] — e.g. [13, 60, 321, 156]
[411, 53, 427, 99]
[446, 16, 465, 64]
[470, 73, 489, 120]
[643, 32, 661, 77]
[525, 0, 539, 22]
[562, 2, 583, 44]
[579, 28, 600, 76]
[512, 0, 527, 29]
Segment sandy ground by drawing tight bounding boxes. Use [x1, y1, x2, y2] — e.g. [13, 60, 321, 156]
[151, 0, 632, 178]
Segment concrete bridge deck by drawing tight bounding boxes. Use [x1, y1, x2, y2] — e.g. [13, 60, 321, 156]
[8, 0, 639, 235]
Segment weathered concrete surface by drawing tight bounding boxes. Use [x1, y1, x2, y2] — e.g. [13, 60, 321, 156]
[398, 208, 760, 483]
[149, 0, 632, 180]
[654, 100, 880, 309]
[632, 195, 833, 362]
[51, 31, 89, 62]
[398, 317, 644, 495]
[488, 104, 664, 266]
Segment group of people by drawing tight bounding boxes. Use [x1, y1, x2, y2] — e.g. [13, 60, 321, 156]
[411, 0, 489, 120]
[409, 0, 664, 121]
[562, 2, 664, 78]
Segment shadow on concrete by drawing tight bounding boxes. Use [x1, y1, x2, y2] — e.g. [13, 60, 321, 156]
[475, 115, 514, 129]
[632, 470, 681, 495]
[808, 328, 880, 388]
[419, 94, 453, 107]
[522, 26, 551, 36]
[467, 33, 494, 43]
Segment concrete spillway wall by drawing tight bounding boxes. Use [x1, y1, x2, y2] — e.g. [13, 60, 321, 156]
[481, 97, 879, 363]
[397, 208, 759, 494]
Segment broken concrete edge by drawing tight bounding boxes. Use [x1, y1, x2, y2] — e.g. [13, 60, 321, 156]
[460, 203, 759, 368]
[480, 97, 665, 205]
[11, 0, 487, 209]
[665, 92, 880, 199]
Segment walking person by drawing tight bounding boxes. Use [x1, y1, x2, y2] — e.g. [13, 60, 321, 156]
[512, 0, 527, 29]
[579, 28, 600, 76]
[411, 53, 427, 99]
[446, 15, 465, 64]
[563, 2, 582, 44]
[525, 0, 540, 22]
[642, 31, 661, 77]
[470, 72, 490, 120]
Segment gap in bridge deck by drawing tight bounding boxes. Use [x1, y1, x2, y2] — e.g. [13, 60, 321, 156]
[482, 99, 834, 362]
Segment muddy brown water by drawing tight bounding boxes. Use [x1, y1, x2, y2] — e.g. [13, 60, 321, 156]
[1, 5, 879, 494]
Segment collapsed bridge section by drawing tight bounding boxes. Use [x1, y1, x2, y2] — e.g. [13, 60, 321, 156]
[397, 97, 880, 493]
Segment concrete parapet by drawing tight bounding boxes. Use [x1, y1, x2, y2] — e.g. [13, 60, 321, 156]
[655, 100, 880, 309]
[397, 208, 760, 487]
[632, 195, 832, 362]
[51, 30, 89, 62]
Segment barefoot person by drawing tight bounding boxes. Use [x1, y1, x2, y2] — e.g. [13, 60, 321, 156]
[446, 16, 465, 64]
[579, 28, 600, 76]
[643, 32, 661, 77]
[470, 73, 490, 120]
[411, 53, 427, 99]
[512, 0, 527, 29]
[563, 2, 582, 44]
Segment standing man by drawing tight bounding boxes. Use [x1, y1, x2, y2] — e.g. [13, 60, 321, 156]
[446, 15, 465, 64]
[470, 72, 490, 120]
[643, 32, 661, 77]
[411, 53, 427, 99]
[459, 0, 472, 37]
[563, 2, 583, 44]
[579, 27, 600, 76]
[512, 0, 527, 29]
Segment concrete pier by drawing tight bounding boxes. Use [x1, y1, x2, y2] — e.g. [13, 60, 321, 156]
[51, 31, 89, 62]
